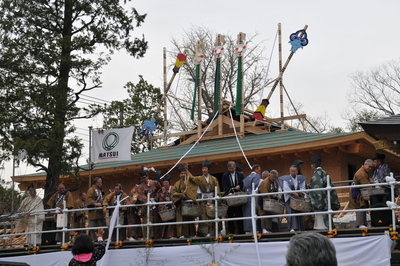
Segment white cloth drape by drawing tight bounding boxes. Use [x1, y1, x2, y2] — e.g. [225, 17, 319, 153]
[1, 235, 391, 266]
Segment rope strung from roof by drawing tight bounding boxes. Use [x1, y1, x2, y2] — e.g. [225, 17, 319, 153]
[159, 110, 219, 180]
[260, 28, 278, 100]
[228, 105, 252, 170]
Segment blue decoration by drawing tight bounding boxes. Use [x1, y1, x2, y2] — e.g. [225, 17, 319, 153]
[138, 117, 157, 142]
[289, 29, 308, 53]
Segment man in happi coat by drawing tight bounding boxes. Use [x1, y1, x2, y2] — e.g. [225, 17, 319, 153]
[46, 183, 74, 242]
[86, 177, 107, 241]
[242, 164, 262, 234]
[371, 153, 398, 196]
[190, 159, 220, 237]
[103, 183, 128, 242]
[348, 159, 374, 228]
[251, 98, 269, 121]
[258, 169, 280, 233]
[172, 164, 198, 238]
[16, 187, 45, 246]
[307, 155, 340, 229]
[157, 173, 177, 239]
[127, 166, 162, 240]
[73, 192, 87, 236]
[221, 161, 244, 234]
[280, 165, 307, 232]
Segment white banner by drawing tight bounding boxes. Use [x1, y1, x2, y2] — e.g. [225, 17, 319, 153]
[91, 127, 134, 163]
[1, 235, 391, 266]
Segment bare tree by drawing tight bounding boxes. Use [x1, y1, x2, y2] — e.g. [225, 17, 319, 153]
[169, 26, 269, 130]
[285, 101, 336, 133]
[348, 58, 400, 116]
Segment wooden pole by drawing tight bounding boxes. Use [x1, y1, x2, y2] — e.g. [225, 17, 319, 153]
[243, 78, 278, 101]
[278, 24, 284, 130]
[266, 24, 308, 100]
[163, 47, 168, 144]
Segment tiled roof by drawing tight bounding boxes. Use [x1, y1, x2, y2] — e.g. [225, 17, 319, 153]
[15, 130, 359, 178]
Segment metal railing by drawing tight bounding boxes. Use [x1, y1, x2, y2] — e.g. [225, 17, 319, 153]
[1, 175, 399, 248]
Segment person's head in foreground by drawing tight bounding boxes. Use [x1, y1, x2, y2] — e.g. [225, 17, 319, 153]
[286, 232, 337, 266]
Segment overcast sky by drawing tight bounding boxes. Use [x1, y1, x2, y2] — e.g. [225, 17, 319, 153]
[3, 0, 400, 183]
[95, 0, 400, 128]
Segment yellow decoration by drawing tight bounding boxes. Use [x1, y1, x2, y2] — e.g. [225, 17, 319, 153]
[374, 140, 390, 149]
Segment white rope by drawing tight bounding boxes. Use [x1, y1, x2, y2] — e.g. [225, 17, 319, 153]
[160, 111, 219, 180]
[228, 105, 252, 170]
[260, 28, 278, 99]
[101, 195, 129, 266]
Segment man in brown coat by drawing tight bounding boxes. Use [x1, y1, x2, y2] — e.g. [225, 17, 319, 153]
[349, 159, 374, 228]
[73, 192, 87, 235]
[258, 170, 280, 233]
[46, 183, 74, 243]
[86, 177, 106, 241]
[103, 183, 128, 241]
[172, 164, 199, 238]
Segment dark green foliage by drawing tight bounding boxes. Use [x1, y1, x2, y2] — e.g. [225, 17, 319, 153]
[0, 0, 148, 201]
[0, 179, 26, 215]
[102, 76, 164, 154]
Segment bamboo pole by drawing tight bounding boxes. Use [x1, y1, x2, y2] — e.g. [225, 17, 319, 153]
[236, 32, 246, 137]
[214, 34, 226, 136]
[197, 65, 203, 139]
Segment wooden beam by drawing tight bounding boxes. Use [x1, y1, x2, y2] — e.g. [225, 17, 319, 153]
[266, 114, 306, 123]
[324, 147, 338, 154]
[339, 143, 361, 153]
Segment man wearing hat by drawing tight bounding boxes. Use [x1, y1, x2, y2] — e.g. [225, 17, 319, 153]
[157, 173, 177, 239]
[307, 154, 340, 229]
[190, 159, 220, 237]
[172, 164, 199, 238]
[280, 164, 307, 232]
[372, 153, 397, 196]
[251, 98, 269, 121]
[86, 177, 107, 241]
[103, 183, 128, 242]
[242, 164, 262, 234]
[46, 183, 74, 243]
[127, 166, 161, 241]
[221, 161, 245, 234]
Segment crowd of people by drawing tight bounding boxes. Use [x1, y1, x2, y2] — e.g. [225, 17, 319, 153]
[16, 152, 395, 246]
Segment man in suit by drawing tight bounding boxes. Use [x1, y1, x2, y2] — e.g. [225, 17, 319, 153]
[221, 161, 244, 234]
